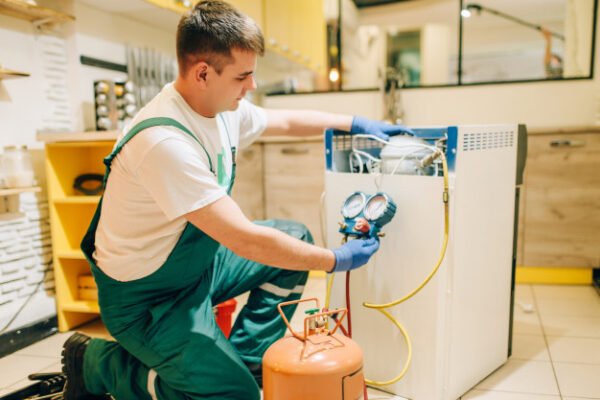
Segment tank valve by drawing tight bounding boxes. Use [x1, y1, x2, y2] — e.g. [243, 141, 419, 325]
[305, 308, 326, 333]
[353, 218, 370, 233]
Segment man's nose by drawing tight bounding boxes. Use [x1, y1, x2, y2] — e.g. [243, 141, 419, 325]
[247, 75, 257, 91]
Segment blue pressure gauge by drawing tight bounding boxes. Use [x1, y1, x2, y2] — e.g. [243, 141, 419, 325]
[339, 191, 396, 240]
[364, 193, 396, 227]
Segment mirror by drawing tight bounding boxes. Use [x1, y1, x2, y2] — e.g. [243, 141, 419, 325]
[337, 0, 597, 90]
[341, 0, 460, 90]
[460, 0, 597, 83]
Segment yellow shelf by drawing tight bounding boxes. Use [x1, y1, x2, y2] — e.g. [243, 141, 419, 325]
[45, 136, 107, 331]
[57, 249, 86, 260]
[54, 196, 101, 205]
[62, 300, 100, 314]
[0, 0, 74, 25]
[37, 130, 119, 143]
[0, 186, 40, 196]
[0, 67, 29, 80]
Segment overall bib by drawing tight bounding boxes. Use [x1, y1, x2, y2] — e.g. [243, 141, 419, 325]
[80, 117, 311, 399]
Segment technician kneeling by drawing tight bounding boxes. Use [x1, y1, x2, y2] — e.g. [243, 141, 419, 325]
[61, 2, 410, 399]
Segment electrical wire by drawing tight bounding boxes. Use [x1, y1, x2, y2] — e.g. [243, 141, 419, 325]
[0, 278, 46, 334]
[324, 137, 451, 387]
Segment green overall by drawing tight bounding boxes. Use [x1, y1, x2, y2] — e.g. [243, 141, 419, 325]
[80, 117, 311, 399]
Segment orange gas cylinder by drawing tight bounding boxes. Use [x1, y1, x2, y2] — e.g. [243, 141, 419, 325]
[263, 298, 364, 400]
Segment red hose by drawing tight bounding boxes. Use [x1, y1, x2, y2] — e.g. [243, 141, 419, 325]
[346, 271, 352, 338]
[345, 271, 368, 400]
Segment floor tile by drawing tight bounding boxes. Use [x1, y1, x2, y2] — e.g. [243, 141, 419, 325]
[474, 360, 559, 396]
[554, 362, 600, 398]
[514, 284, 534, 301]
[461, 389, 560, 399]
[512, 308, 544, 335]
[510, 334, 550, 361]
[0, 354, 58, 389]
[563, 398, 600, 400]
[535, 296, 600, 318]
[366, 387, 407, 399]
[541, 314, 600, 338]
[1, 361, 66, 396]
[533, 285, 600, 302]
[14, 332, 70, 359]
[546, 336, 600, 364]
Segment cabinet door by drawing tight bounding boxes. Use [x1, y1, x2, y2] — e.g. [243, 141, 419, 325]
[523, 133, 600, 267]
[231, 144, 265, 221]
[229, 0, 263, 27]
[264, 142, 325, 246]
[264, 0, 291, 53]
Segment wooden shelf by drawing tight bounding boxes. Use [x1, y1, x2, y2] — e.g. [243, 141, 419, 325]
[0, 0, 74, 25]
[0, 186, 40, 196]
[37, 130, 119, 143]
[0, 67, 29, 80]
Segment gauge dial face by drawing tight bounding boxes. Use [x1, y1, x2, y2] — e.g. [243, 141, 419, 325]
[341, 192, 367, 219]
[364, 194, 389, 221]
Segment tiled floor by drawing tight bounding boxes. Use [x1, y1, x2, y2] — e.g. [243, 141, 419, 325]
[0, 282, 599, 399]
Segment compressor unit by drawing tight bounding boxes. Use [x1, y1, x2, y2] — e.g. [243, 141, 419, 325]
[324, 124, 527, 400]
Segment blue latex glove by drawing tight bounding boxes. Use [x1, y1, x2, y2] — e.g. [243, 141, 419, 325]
[350, 116, 414, 141]
[331, 238, 380, 273]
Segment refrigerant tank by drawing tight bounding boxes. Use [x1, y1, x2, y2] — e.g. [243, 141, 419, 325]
[262, 299, 364, 400]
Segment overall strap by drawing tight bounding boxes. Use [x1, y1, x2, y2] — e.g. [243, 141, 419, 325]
[102, 117, 214, 184]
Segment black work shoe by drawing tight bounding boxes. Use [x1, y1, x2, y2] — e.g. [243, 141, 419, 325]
[244, 362, 263, 389]
[61, 332, 108, 400]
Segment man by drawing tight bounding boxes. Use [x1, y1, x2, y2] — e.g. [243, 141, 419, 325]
[62, 1, 411, 399]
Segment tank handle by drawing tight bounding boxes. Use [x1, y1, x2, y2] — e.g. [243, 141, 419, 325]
[277, 298, 348, 341]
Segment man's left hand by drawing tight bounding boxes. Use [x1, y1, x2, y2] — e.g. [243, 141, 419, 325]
[350, 116, 414, 141]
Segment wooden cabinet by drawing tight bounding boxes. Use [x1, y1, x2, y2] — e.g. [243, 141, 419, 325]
[521, 131, 600, 268]
[231, 143, 265, 221]
[264, 141, 325, 246]
[233, 138, 326, 247]
[263, 0, 327, 74]
[229, 0, 263, 27]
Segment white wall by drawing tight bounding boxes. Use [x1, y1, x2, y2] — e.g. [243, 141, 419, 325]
[72, 1, 177, 131]
[264, 3, 600, 130]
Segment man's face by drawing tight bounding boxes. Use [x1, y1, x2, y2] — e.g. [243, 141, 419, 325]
[207, 49, 258, 113]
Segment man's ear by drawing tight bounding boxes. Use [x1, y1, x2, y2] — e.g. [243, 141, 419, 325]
[193, 62, 210, 88]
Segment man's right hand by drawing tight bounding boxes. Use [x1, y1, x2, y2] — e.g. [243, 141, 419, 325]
[331, 238, 380, 273]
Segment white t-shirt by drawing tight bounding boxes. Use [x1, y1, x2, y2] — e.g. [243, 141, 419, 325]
[93, 83, 267, 281]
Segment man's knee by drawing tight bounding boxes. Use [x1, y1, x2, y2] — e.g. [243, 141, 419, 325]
[272, 219, 314, 244]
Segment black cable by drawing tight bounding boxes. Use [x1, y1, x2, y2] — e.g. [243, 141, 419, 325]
[465, 3, 565, 41]
[0, 278, 46, 334]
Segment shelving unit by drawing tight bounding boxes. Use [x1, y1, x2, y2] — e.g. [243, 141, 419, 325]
[0, 67, 29, 80]
[0, 0, 74, 26]
[41, 134, 115, 331]
[0, 186, 40, 196]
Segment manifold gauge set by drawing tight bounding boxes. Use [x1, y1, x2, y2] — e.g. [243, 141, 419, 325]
[339, 191, 397, 240]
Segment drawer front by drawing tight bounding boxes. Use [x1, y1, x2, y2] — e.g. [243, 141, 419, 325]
[264, 142, 325, 246]
[231, 144, 265, 221]
[523, 133, 600, 267]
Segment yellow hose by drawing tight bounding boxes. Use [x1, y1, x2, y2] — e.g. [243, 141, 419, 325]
[326, 152, 450, 387]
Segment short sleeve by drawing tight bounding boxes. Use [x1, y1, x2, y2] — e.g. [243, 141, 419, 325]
[136, 136, 227, 220]
[237, 99, 267, 149]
